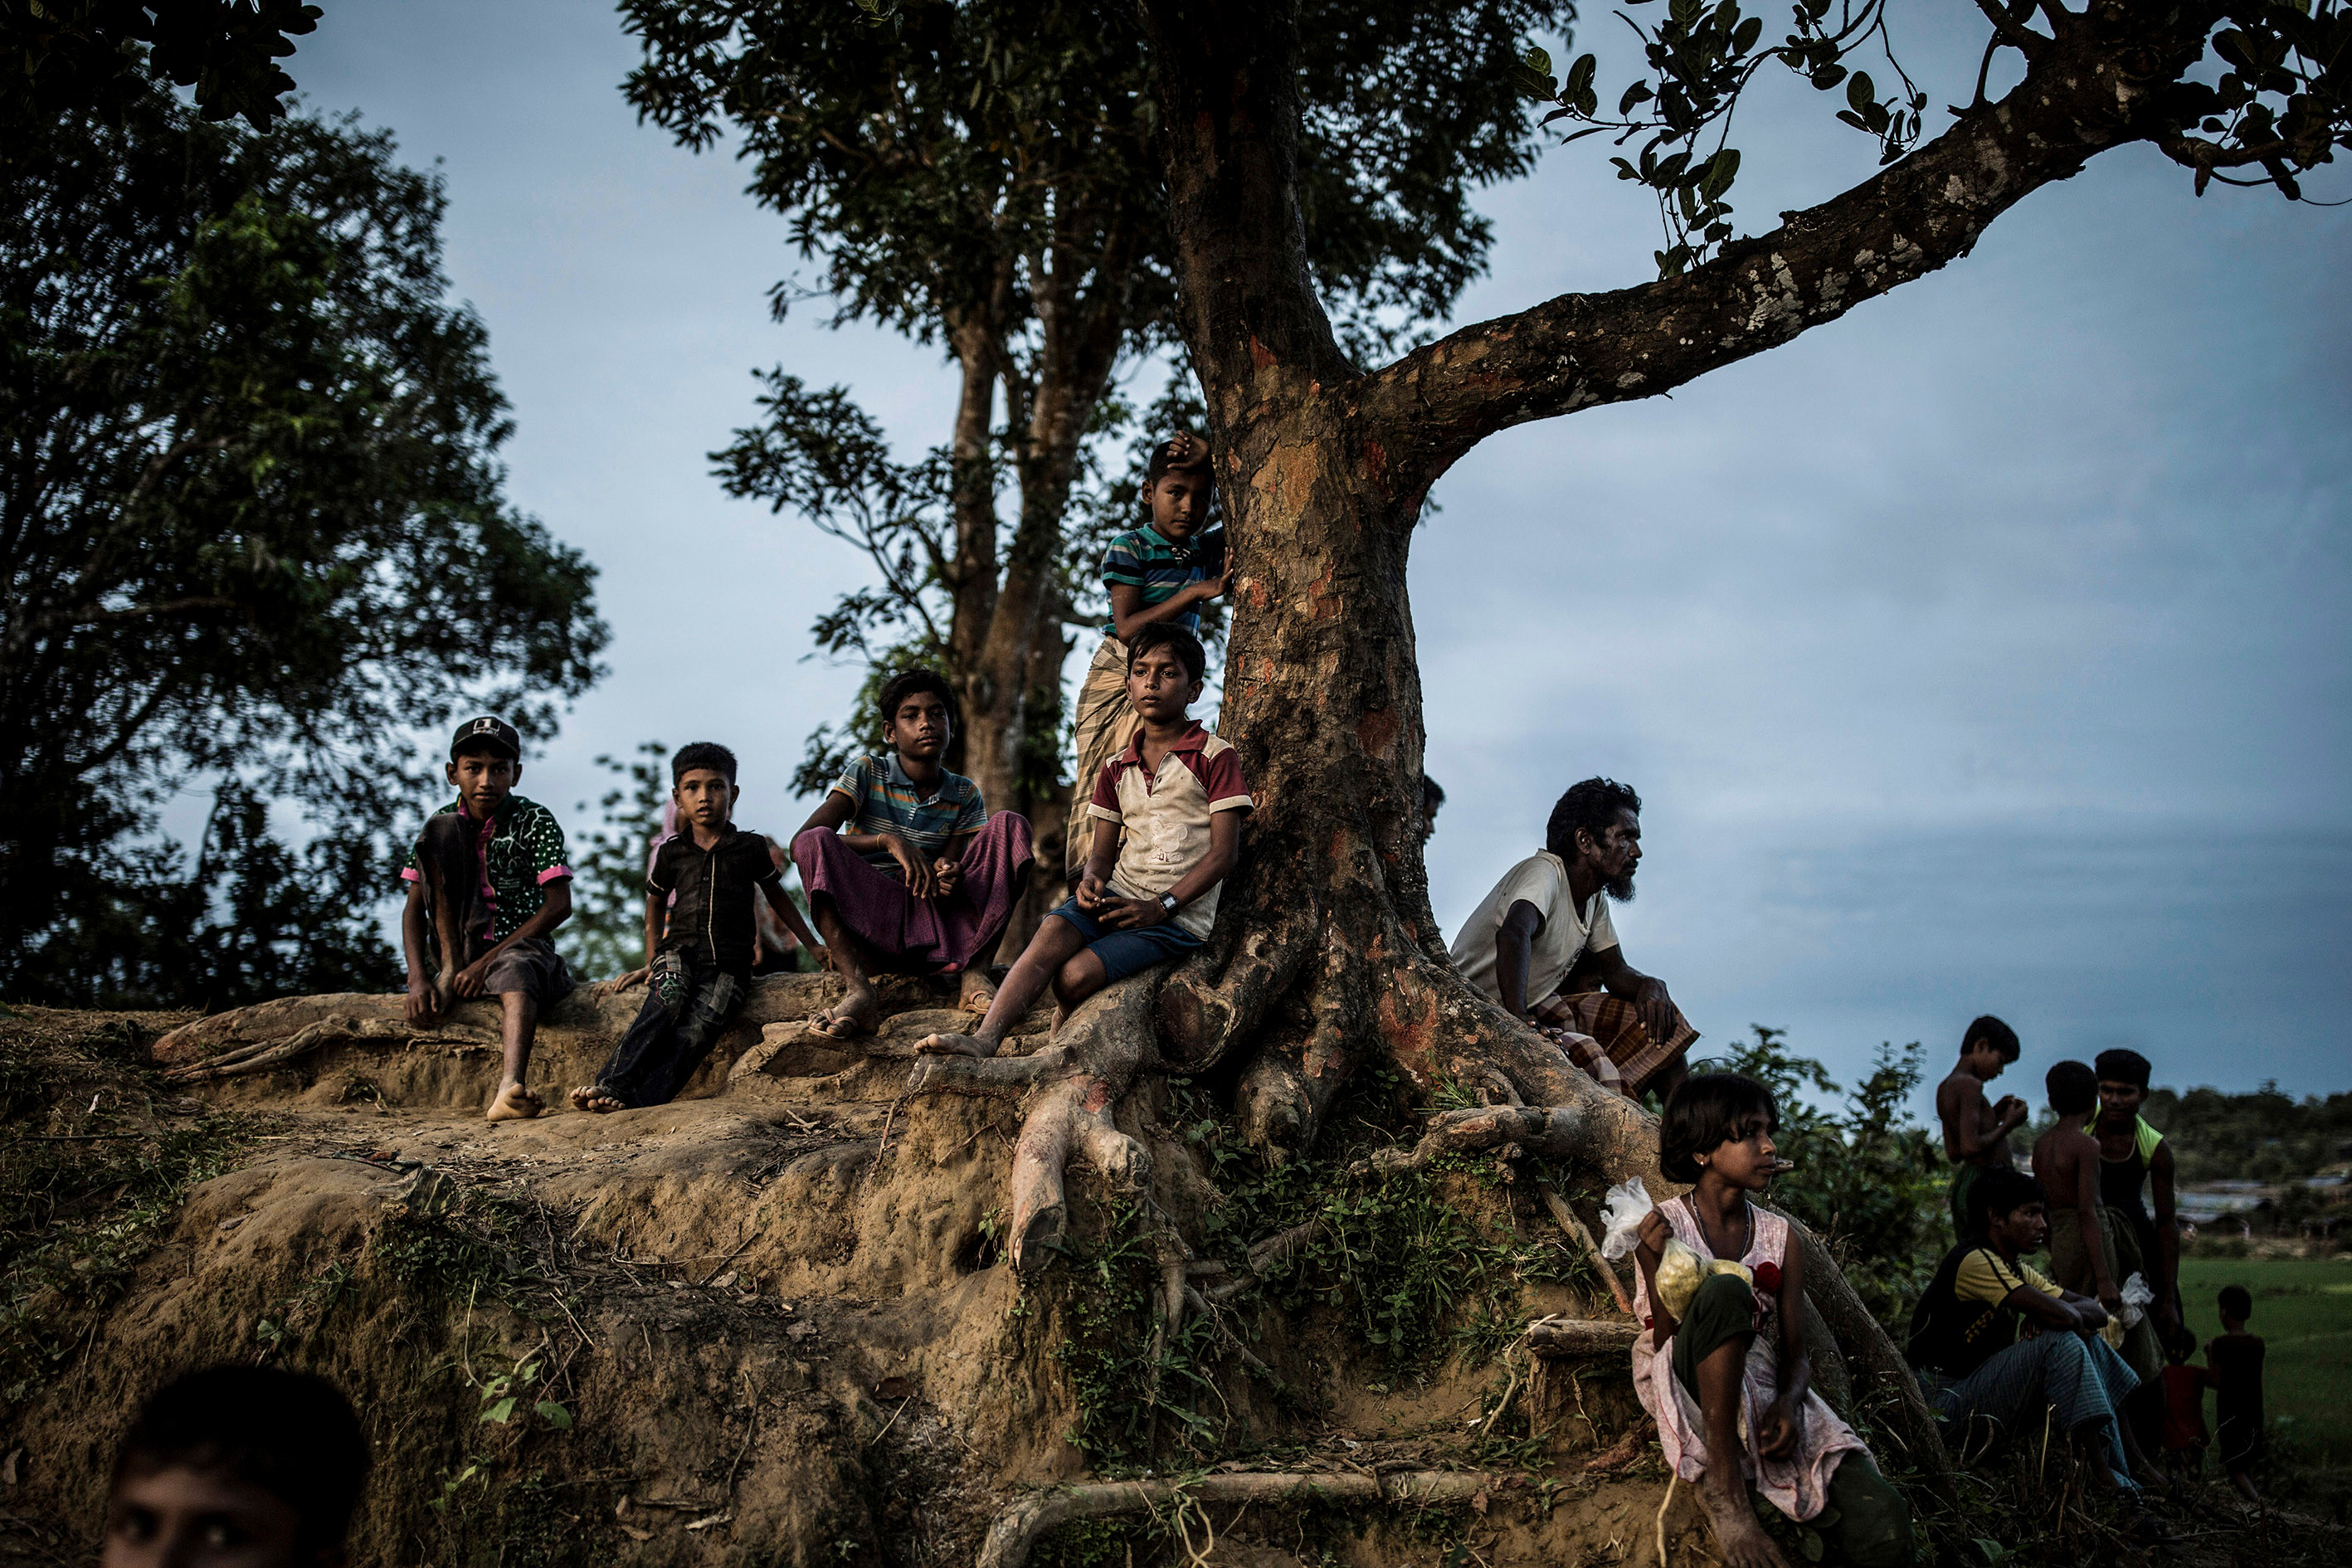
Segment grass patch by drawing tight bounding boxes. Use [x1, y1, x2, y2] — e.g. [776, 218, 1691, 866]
[0, 1013, 256, 1410]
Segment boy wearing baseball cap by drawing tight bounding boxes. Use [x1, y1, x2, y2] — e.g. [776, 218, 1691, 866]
[401, 717, 575, 1120]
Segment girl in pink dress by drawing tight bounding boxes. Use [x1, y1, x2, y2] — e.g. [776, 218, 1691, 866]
[1627, 1074, 1912, 1568]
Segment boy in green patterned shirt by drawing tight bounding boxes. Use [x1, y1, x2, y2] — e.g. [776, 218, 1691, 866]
[401, 717, 575, 1122]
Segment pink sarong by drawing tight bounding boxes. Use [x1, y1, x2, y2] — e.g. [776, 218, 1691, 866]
[1632, 1197, 1868, 1522]
[791, 813, 1033, 973]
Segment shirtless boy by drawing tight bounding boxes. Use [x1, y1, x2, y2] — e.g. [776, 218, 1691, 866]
[1936, 1015, 2026, 1241]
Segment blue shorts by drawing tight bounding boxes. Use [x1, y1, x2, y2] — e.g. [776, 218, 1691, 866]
[1046, 896, 1205, 982]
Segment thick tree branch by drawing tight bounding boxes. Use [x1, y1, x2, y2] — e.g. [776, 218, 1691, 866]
[1361, 0, 2218, 490]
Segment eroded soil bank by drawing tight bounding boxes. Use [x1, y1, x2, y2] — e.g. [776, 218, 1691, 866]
[1, 984, 2342, 1566]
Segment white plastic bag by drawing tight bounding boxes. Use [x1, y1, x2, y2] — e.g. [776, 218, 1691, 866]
[2118, 1271, 2154, 1328]
[1599, 1177, 1653, 1260]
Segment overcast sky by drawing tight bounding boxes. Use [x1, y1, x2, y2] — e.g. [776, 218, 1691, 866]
[285, 2, 2350, 1107]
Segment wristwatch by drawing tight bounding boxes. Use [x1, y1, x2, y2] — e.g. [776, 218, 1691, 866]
[1157, 892, 1180, 916]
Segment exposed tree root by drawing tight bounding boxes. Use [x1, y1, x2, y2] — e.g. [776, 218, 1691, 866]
[1352, 1103, 1607, 1177]
[907, 973, 1161, 1276]
[976, 1469, 1507, 1568]
[1526, 1316, 1642, 1359]
[158, 1016, 489, 1083]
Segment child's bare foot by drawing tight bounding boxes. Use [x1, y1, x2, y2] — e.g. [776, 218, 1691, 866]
[808, 985, 880, 1040]
[485, 1081, 542, 1122]
[567, 1084, 625, 1113]
[1696, 1474, 1790, 1568]
[915, 1032, 996, 1059]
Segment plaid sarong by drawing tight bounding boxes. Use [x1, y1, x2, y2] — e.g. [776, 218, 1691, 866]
[1529, 988, 1697, 1098]
[1066, 636, 1141, 879]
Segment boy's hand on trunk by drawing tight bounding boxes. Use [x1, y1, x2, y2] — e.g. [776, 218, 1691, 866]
[453, 957, 492, 998]
[404, 977, 441, 1024]
[600, 967, 650, 995]
[1074, 874, 1110, 912]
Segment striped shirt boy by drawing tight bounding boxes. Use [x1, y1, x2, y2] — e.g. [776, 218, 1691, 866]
[1098, 523, 1222, 638]
[825, 752, 986, 876]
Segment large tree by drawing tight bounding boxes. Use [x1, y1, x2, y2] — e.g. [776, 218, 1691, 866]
[899, 0, 2344, 1483]
[0, 85, 606, 1003]
[621, 0, 1570, 941]
[1116, 0, 2345, 1152]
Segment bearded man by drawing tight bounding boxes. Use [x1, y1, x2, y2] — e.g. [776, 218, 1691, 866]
[1448, 777, 1697, 1102]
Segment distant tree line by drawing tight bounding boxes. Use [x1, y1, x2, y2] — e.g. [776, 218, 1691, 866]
[2150, 1084, 2352, 1186]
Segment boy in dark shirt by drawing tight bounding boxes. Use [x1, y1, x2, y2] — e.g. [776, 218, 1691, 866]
[573, 743, 822, 1112]
[401, 716, 576, 1122]
[2208, 1284, 2266, 1507]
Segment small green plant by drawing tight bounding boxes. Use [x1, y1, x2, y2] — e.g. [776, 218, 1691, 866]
[433, 1347, 572, 1512]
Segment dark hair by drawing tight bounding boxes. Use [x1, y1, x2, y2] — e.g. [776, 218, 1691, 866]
[1965, 1015, 2020, 1063]
[1144, 431, 1213, 492]
[2045, 1059, 2097, 1117]
[1419, 775, 1446, 817]
[1659, 1073, 1777, 1184]
[876, 669, 957, 733]
[1545, 778, 1641, 861]
[2218, 1284, 2252, 1321]
[114, 1367, 370, 1555]
[2094, 1048, 2151, 1089]
[1127, 621, 1206, 684]
[671, 742, 738, 785]
[1970, 1167, 2046, 1234]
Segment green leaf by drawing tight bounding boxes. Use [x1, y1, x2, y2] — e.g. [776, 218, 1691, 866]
[481, 1396, 518, 1425]
[1847, 71, 1876, 111]
[1566, 53, 1598, 100]
[1699, 146, 1741, 198]
[1733, 16, 1763, 51]
[1522, 44, 1556, 77]
[1813, 62, 1848, 90]
[1800, 1527, 1825, 1562]
[1621, 80, 1656, 112]
[535, 1400, 573, 1429]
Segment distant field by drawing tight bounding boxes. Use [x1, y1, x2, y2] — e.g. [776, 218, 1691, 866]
[2177, 1256, 2352, 1465]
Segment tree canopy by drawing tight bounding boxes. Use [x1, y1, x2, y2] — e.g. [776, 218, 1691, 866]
[621, 0, 1574, 879]
[0, 84, 606, 1005]
[0, 0, 322, 135]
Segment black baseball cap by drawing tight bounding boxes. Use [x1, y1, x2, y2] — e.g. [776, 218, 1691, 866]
[448, 716, 521, 762]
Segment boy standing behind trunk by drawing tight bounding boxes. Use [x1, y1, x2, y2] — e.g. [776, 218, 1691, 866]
[573, 743, 823, 1112]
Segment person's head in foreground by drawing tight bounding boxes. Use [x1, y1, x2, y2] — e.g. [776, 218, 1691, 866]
[1960, 1014, 2020, 1081]
[670, 742, 740, 831]
[1658, 1072, 1780, 1190]
[2093, 1047, 2152, 1122]
[2045, 1058, 2097, 1119]
[105, 1366, 370, 1568]
[2218, 1283, 2252, 1332]
[444, 716, 521, 821]
[1545, 777, 1642, 900]
[1143, 431, 1214, 542]
[1125, 622, 1205, 724]
[1971, 1167, 2049, 1255]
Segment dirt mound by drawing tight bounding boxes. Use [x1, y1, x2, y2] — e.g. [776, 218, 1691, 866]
[3, 989, 2345, 1566]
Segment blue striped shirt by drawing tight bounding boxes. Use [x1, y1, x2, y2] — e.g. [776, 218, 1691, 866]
[827, 753, 986, 875]
[1099, 523, 1220, 638]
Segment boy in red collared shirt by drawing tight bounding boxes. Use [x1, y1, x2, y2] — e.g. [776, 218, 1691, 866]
[918, 624, 1249, 1059]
